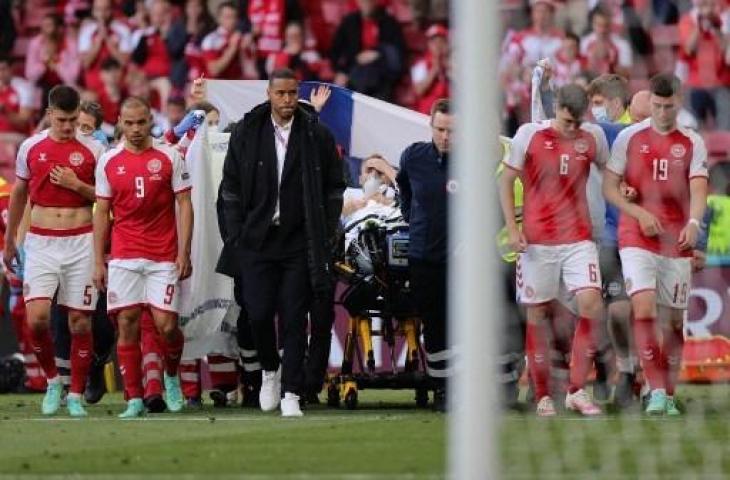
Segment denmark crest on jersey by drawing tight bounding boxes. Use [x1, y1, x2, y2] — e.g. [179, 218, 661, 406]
[670, 144, 686, 158]
[69, 152, 84, 167]
[574, 138, 589, 154]
[147, 158, 163, 174]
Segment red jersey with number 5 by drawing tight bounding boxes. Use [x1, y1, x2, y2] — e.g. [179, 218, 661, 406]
[607, 119, 708, 257]
[95, 142, 192, 262]
[505, 120, 609, 245]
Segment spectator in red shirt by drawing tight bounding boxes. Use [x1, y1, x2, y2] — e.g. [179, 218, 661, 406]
[266, 21, 324, 81]
[411, 24, 450, 115]
[553, 32, 584, 87]
[246, 0, 304, 77]
[78, 0, 134, 90]
[97, 58, 125, 127]
[330, 0, 406, 100]
[0, 55, 35, 139]
[182, 0, 216, 83]
[677, 0, 730, 130]
[25, 13, 81, 103]
[201, 2, 251, 79]
[580, 6, 632, 78]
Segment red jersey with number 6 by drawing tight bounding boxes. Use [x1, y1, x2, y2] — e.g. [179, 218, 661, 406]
[505, 120, 609, 245]
[607, 118, 708, 258]
[95, 142, 192, 262]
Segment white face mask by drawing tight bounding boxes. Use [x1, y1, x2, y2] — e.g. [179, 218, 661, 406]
[208, 124, 219, 133]
[362, 173, 383, 197]
[591, 105, 609, 123]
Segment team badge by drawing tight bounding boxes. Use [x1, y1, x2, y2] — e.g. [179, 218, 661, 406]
[108, 291, 118, 304]
[181, 172, 190, 181]
[607, 281, 623, 298]
[574, 139, 589, 154]
[68, 152, 84, 167]
[670, 144, 686, 158]
[525, 286, 535, 299]
[147, 158, 162, 174]
[543, 140, 554, 150]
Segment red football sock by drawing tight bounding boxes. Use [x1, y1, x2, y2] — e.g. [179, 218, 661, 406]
[633, 316, 665, 391]
[568, 316, 596, 394]
[163, 328, 184, 376]
[180, 359, 201, 399]
[141, 314, 163, 398]
[28, 327, 58, 380]
[663, 325, 684, 396]
[70, 332, 93, 395]
[117, 343, 144, 399]
[526, 322, 550, 401]
[207, 354, 239, 391]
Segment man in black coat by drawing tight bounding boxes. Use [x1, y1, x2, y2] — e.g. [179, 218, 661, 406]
[218, 68, 345, 417]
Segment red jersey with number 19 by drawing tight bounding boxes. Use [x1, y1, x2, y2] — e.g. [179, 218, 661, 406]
[505, 120, 609, 245]
[95, 142, 192, 262]
[607, 118, 708, 258]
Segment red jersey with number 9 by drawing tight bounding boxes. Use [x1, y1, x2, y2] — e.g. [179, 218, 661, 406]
[607, 118, 708, 257]
[95, 142, 192, 262]
[505, 120, 609, 245]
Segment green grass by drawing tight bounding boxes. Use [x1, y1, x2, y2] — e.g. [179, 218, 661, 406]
[3, 385, 730, 479]
[0, 390, 445, 479]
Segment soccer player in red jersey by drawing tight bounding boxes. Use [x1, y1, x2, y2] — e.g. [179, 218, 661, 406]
[93, 96, 193, 418]
[603, 73, 708, 416]
[3, 85, 104, 416]
[500, 84, 609, 416]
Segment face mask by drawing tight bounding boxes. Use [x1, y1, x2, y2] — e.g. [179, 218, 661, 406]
[363, 173, 383, 197]
[591, 105, 609, 123]
[208, 124, 219, 133]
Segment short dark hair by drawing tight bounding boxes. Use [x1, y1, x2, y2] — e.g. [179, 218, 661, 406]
[217, 1, 237, 13]
[80, 101, 104, 128]
[431, 98, 450, 118]
[101, 57, 121, 71]
[189, 101, 219, 115]
[166, 96, 186, 108]
[121, 96, 151, 114]
[587, 74, 629, 104]
[48, 85, 81, 112]
[564, 32, 580, 45]
[269, 68, 298, 86]
[555, 84, 589, 119]
[649, 73, 682, 98]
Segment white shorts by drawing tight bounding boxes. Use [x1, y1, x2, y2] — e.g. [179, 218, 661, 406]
[107, 259, 180, 314]
[619, 247, 692, 309]
[517, 240, 601, 305]
[23, 228, 97, 311]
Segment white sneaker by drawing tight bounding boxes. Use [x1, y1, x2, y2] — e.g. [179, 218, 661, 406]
[281, 392, 303, 417]
[259, 369, 281, 412]
[536, 396, 556, 417]
[565, 388, 602, 416]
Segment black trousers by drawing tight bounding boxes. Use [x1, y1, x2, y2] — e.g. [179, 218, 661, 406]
[234, 280, 262, 389]
[304, 287, 335, 394]
[239, 250, 312, 394]
[409, 258, 448, 388]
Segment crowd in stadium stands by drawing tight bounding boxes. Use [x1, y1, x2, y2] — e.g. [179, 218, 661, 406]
[0, 0, 453, 179]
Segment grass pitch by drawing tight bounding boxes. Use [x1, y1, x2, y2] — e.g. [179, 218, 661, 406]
[2, 385, 730, 479]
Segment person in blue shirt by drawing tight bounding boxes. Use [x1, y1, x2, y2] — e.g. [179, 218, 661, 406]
[396, 98, 451, 412]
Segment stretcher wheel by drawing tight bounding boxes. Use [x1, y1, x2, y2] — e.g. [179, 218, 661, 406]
[344, 389, 358, 410]
[415, 388, 429, 408]
[327, 383, 340, 408]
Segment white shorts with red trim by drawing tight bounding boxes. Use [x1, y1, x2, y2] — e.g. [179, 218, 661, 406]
[107, 259, 180, 314]
[619, 247, 692, 309]
[517, 240, 601, 305]
[23, 226, 97, 311]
